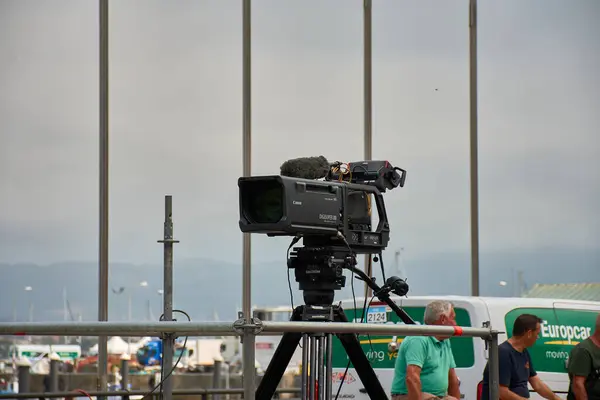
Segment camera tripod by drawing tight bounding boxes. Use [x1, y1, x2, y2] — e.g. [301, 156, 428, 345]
[254, 245, 415, 400]
[255, 272, 415, 399]
[256, 302, 390, 400]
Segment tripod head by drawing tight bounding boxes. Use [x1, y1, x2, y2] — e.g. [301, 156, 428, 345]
[288, 245, 349, 306]
[287, 244, 416, 325]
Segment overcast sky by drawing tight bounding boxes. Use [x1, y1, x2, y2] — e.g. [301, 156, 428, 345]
[0, 0, 598, 268]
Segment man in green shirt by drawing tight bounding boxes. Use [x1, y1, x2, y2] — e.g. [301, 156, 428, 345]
[567, 313, 600, 400]
[391, 300, 460, 400]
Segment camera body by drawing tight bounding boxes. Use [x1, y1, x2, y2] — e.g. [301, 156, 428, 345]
[238, 159, 406, 255]
[238, 158, 407, 305]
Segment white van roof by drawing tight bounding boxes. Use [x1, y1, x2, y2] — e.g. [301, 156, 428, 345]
[339, 295, 600, 309]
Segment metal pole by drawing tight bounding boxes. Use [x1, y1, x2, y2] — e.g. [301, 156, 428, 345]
[17, 362, 30, 394]
[28, 302, 33, 323]
[98, 0, 110, 397]
[120, 354, 130, 395]
[317, 336, 324, 400]
[242, 0, 255, 399]
[49, 356, 60, 392]
[309, 336, 316, 400]
[212, 358, 222, 400]
[0, 321, 492, 338]
[326, 334, 333, 400]
[157, 196, 179, 400]
[488, 331, 500, 400]
[260, 321, 492, 338]
[0, 321, 238, 336]
[0, 388, 301, 399]
[469, 0, 480, 296]
[63, 287, 68, 344]
[301, 335, 309, 399]
[363, 0, 374, 299]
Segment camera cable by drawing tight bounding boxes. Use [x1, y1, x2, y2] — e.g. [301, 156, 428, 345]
[142, 309, 191, 400]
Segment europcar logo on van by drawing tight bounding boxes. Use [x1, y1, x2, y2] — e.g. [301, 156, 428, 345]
[505, 307, 598, 374]
[540, 320, 592, 345]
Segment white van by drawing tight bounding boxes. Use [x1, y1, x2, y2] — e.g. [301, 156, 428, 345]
[330, 295, 600, 400]
[252, 306, 303, 374]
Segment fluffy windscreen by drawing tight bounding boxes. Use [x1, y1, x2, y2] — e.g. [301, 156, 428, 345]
[280, 156, 330, 180]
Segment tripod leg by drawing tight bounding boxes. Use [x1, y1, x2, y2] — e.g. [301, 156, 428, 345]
[310, 336, 317, 400]
[255, 330, 303, 400]
[325, 334, 333, 400]
[301, 334, 309, 400]
[317, 336, 325, 400]
[335, 309, 389, 400]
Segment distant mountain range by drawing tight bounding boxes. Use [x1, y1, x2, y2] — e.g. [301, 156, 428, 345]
[1, 247, 598, 325]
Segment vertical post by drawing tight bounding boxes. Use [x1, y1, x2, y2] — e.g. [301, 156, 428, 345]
[212, 358, 222, 400]
[517, 270, 524, 297]
[120, 353, 130, 400]
[17, 359, 31, 394]
[242, 0, 255, 399]
[488, 332, 500, 400]
[28, 302, 33, 323]
[301, 335, 309, 399]
[326, 334, 333, 400]
[224, 362, 231, 400]
[317, 336, 324, 400]
[98, 0, 110, 397]
[77, 313, 83, 348]
[146, 299, 152, 321]
[63, 287, 68, 344]
[128, 293, 132, 320]
[49, 353, 60, 392]
[309, 336, 317, 400]
[157, 195, 179, 400]
[11, 303, 16, 373]
[469, 0, 480, 296]
[363, 0, 374, 299]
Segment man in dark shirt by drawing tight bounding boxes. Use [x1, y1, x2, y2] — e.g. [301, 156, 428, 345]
[481, 314, 560, 400]
[567, 313, 600, 400]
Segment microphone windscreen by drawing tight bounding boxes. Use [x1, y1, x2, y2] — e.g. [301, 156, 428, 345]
[280, 156, 330, 180]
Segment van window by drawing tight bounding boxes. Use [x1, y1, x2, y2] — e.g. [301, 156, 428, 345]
[331, 305, 475, 369]
[504, 307, 598, 373]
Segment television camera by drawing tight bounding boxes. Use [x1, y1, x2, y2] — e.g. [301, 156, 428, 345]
[237, 156, 415, 400]
[238, 157, 406, 254]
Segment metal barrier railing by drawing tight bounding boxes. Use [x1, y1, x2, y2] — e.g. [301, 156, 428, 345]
[0, 320, 501, 400]
[0, 321, 493, 338]
[0, 387, 301, 400]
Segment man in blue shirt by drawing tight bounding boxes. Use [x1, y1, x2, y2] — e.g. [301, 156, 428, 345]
[481, 314, 561, 400]
[391, 300, 461, 400]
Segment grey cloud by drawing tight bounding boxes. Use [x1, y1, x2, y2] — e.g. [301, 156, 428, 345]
[0, 0, 598, 269]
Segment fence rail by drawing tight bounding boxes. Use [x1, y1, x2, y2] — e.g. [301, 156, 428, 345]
[260, 321, 493, 338]
[0, 321, 492, 339]
[0, 322, 234, 337]
[0, 387, 301, 399]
